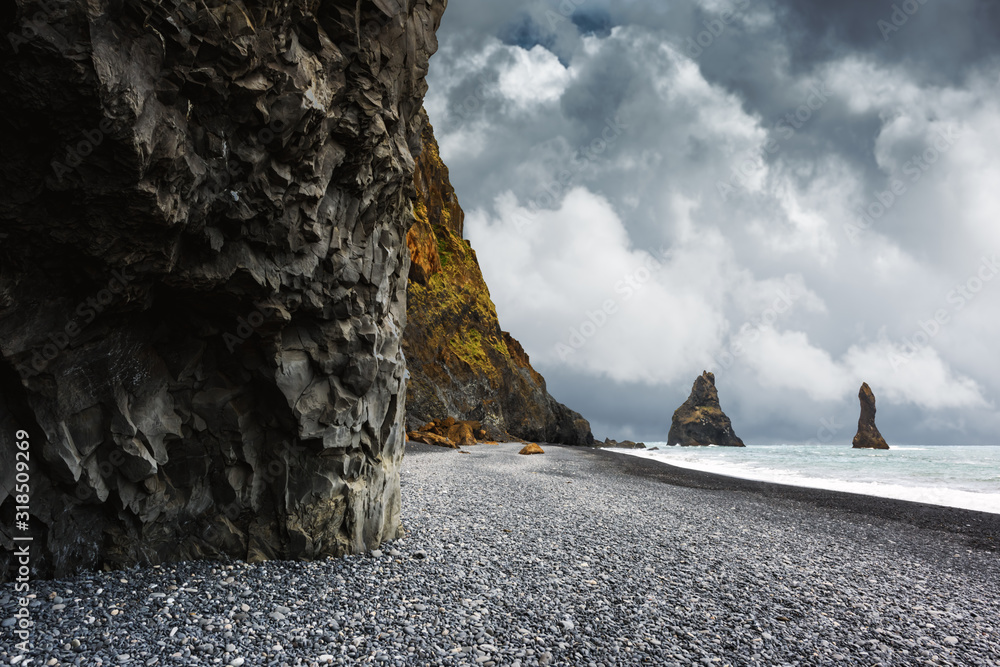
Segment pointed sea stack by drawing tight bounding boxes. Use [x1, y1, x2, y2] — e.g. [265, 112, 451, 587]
[852, 383, 890, 449]
[667, 372, 745, 447]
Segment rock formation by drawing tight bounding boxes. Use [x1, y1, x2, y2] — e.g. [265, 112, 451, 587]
[403, 118, 593, 446]
[0, 0, 445, 581]
[407, 417, 484, 449]
[852, 383, 890, 450]
[518, 443, 544, 455]
[667, 372, 745, 447]
[596, 438, 646, 449]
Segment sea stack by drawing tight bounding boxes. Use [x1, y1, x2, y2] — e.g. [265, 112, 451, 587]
[667, 372, 745, 447]
[852, 383, 890, 449]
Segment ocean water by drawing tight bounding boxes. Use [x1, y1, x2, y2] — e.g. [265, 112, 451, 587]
[611, 444, 1000, 515]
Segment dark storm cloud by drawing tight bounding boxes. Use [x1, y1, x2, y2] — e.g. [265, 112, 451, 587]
[499, 13, 559, 52]
[769, 0, 1000, 81]
[571, 8, 615, 38]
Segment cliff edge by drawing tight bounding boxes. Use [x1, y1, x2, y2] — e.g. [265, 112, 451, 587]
[403, 116, 593, 446]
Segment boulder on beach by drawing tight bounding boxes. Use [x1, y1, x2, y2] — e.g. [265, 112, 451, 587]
[407, 431, 459, 449]
[407, 418, 483, 449]
[519, 443, 545, 455]
[667, 371, 745, 447]
[852, 383, 890, 450]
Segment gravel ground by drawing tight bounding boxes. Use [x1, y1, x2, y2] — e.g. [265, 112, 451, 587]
[3, 442, 999, 667]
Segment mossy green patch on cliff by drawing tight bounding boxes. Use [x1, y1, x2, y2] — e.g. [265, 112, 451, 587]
[678, 406, 724, 425]
[408, 240, 511, 390]
[448, 329, 496, 370]
[436, 230, 455, 267]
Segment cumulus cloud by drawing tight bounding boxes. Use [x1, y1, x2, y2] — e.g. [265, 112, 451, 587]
[424, 0, 1000, 444]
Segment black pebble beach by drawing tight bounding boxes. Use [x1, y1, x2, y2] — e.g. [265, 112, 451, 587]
[3, 442, 998, 666]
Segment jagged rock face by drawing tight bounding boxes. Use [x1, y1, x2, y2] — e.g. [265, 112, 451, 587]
[403, 118, 593, 446]
[667, 372, 745, 447]
[0, 0, 445, 581]
[852, 383, 890, 450]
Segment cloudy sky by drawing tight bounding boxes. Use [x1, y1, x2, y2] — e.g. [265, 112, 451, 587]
[422, 0, 1000, 445]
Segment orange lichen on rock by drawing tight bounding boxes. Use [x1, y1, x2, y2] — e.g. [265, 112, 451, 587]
[407, 418, 483, 449]
[519, 443, 544, 455]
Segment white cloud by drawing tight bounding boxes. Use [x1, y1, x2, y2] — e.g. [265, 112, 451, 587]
[741, 329, 854, 402]
[842, 339, 990, 411]
[467, 187, 728, 384]
[497, 45, 574, 109]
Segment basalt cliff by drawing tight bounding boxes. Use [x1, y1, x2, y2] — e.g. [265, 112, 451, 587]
[404, 119, 593, 446]
[0, 0, 445, 581]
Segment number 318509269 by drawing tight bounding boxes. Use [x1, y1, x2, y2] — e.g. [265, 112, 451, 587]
[14, 429, 30, 513]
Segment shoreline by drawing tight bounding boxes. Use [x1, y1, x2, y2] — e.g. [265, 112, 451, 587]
[553, 444, 1000, 552]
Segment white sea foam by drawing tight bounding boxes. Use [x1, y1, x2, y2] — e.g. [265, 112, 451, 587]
[611, 444, 1000, 515]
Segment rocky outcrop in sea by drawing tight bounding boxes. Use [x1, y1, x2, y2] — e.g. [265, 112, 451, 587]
[403, 119, 593, 446]
[595, 438, 647, 449]
[852, 383, 890, 450]
[667, 371, 745, 447]
[0, 0, 445, 581]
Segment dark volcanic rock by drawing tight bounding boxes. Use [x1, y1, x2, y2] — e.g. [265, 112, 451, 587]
[0, 0, 445, 581]
[667, 372, 745, 447]
[852, 382, 890, 450]
[403, 119, 593, 446]
[596, 438, 646, 449]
